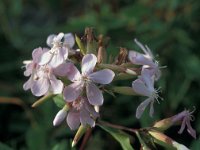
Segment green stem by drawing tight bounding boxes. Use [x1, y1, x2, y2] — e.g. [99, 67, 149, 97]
[112, 86, 137, 96]
[32, 93, 55, 107]
[135, 131, 150, 150]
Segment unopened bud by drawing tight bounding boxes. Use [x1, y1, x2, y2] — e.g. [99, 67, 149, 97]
[53, 105, 69, 126]
[153, 118, 173, 131]
[149, 130, 189, 149]
[172, 141, 190, 150]
[72, 125, 87, 147]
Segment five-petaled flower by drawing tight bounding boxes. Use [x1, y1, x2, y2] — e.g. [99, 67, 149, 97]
[53, 97, 99, 130]
[132, 68, 161, 118]
[23, 47, 63, 96]
[63, 54, 115, 106]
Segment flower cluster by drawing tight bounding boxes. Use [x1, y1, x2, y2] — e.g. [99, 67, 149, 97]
[23, 32, 115, 130]
[23, 29, 197, 149]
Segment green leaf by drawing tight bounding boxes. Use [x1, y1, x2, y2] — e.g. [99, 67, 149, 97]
[75, 35, 86, 55]
[0, 142, 13, 150]
[53, 94, 66, 108]
[99, 125, 134, 150]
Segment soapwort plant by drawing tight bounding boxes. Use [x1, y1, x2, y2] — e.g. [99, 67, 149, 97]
[23, 28, 197, 150]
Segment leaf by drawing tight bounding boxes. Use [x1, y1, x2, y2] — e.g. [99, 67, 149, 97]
[53, 94, 66, 108]
[99, 125, 134, 150]
[0, 142, 13, 150]
[75, 35, 86, 55]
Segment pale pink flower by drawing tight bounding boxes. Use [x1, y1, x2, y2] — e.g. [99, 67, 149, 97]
[23, 47, 48, 77]
[63, 54, 115, 106]
[129, 39, 161, 80]
[39, 33, 74, 68]
[132, 68, 161, 118]
[172, 108, 196, 139]
[24, 64, 63, 97]
[53, 97, 99, 130]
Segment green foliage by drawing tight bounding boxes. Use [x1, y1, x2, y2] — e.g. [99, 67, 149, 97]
[0, 142, 13, 150]
[53, 94, 66, 108]
[99, 125, 134, 150]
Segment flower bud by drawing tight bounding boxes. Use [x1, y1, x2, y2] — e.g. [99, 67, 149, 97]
[149, 130, 189, 150]
[53, 105, 69, 126]
[72, 125, 87, 147]
[153, 118, 173, 131]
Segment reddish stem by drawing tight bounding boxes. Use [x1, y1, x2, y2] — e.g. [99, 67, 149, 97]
[80, 128, 93, 150]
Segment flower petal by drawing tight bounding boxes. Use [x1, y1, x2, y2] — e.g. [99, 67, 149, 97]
[86, 83, 103, 106]
[136, 98, 151, 119]
[128, 51, 155, 67]
[49, 48, 65, 68]
[186, 119, 196, 139]
[89, 69, 115, 84]
[53, 109, 67, 126]
[24, 63, 34, 76]
[63, 33, 75, 48]
[132, 79, 151, 97]
[46, 34, 56, 47]
[140, 68, 154, 91]
[63, 81, 83, 102]
[53, 33, 64, 43]
[149, 100, 155, 117]
[49, 74, 63, 94]
[39, 51, 52, 66]
[65, 63, 81, 81]
[134, 38, 153, 59]
[178, 118, 186, 134]
[80, 107, 95, 127]
[84, 99, 99, 118]
[67, 110, 80, 130]
[31, 78, 49, 96]
[81, 54, 97, 75]
[23, 77, 33, 90]
[32, 47, 44, 63]
[53, 63, 72, 77]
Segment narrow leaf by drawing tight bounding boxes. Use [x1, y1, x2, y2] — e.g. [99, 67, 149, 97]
[99, 125, 134, 150]
[75, 35, 86, 55]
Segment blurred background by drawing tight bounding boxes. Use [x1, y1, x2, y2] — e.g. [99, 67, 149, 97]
[0, 0, 200, 149]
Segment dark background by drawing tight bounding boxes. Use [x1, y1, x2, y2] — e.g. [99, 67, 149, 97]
[0, 0, 200, 149]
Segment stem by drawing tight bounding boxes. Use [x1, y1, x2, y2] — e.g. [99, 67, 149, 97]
[112, 86, 137, 96]
[80, 128, 93, 150]
[135, 131, 151, 150]
[32, 93, 55, 107]
[98, 120, 137, 133]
